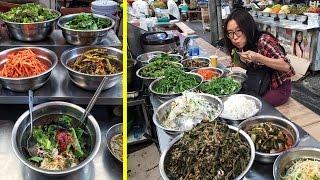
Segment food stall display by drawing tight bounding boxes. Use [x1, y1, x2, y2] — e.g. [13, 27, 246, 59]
[0, 3, 122, 180]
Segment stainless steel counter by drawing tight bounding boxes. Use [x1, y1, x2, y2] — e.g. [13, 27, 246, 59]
[150, 94, 320, 180]
[254, 17, 320, 31]
[0, 30, 123, 105]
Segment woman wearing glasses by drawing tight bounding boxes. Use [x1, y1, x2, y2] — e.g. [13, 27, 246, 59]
[224, 9, 295, 107]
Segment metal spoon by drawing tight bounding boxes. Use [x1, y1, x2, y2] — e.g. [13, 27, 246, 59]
[80, 76, 108, 126]
[26, 90, 33, 153]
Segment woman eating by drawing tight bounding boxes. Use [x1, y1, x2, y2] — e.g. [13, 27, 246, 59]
[224, 9, 295, 107]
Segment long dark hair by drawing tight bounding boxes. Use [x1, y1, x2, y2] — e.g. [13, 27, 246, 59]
[293, 31, 303, 57]
[223, 9, 262, 55]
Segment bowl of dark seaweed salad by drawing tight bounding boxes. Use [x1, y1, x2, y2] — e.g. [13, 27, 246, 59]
[0, 3, 61, 41]
[159, 120, 255, 180]
[181, 57, 210, 71]
[149, 68, 203, 98]
[57, 13, 115, 45]
[12, 101, 101, 176]
[60, 46, 123, 90]
[238, 115, 300, 164]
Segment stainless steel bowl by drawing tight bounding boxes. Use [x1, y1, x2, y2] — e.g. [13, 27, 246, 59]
[238, 115, 300, 163]
[153, 93, 223, 134]
[191, 67, 224, 81]
[273, 147, 320, 180]
[288, 14, 296, 21]
[263, 12, 270, 17]
[11, 101, 101, 176]
[278, 13, 287, 19]
[149, 72, 203, 99]
[148, 54, 183, 63]
[200, 77, 242, 98]
[57, 13, 115, 45]
[106, 123, 122, 162]
[296, 15, 308, 22]
[270, 13, 278, 18]
[220, 94, 262, 126]
[136, 51, 166, 66]
[1, 10, 61, 41]
[227, 72, 247, 84]
[0, 47, 58, 92]
[60, 46, 122, 91]
[257, 11, 263, 16]
[181, 57, 210, 71]
[159, 125, 256, 180]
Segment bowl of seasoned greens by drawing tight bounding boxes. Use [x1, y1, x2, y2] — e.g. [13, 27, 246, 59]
[159, 120, 255, 180]
[200, 77, 242, 97]
[238, 115, 300, 163]
[273, 147, 320, 180]
[0, 3, 61, 41]
[136, 51, 166, 66]
[148, 54, 183, 63]
[60, 46, 122, 90]
[153, 92, 223, 134]
[136, 61, 183, 85]
[57, 13, 115, 45]
[149, 68, 203, 98]
[12, 101, 101, 176]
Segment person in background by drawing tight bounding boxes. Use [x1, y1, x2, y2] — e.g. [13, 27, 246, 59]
[224, 9, 295, 107]
[293, 31, 304, 58]
[162, 0, 180, 20]
[132, 0, 149, 17]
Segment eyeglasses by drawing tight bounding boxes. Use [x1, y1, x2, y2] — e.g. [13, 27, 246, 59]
[227, 29, 243, 39]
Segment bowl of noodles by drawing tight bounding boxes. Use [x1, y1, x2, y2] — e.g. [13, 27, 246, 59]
[0, 47, 58, 92]
[12, 101, 101, 176]
[60, 46, 123, 90]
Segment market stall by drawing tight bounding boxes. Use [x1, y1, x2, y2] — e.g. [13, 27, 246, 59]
[0, 2, 122, 180]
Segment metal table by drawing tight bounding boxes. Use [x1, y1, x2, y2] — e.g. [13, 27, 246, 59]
[150, 94, 320, 180]
[0, 30, 123, 105]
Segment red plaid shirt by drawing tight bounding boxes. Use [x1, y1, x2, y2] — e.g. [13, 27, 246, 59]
[253, 34, 295, 89]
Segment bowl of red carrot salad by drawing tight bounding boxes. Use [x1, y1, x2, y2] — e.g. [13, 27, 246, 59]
[0, 47, 58, 92]
[191, 67, 224, 81]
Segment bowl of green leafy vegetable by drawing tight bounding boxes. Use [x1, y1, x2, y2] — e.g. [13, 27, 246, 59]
[148, 54, 183, 63]
[57, 13, 115, 45]
[149, 68, 203, 98]
[200, 77, 242, 97]
[0, 3, 61, 41]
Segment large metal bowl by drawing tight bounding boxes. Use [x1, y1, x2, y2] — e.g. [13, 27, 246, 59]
[238, 115, 300, 163]
[0, 47, 58, 92]
[60, 46, 122, 91]
[159, 125, 256, 180]
[191, 67, 224, 81]
[153, 93, 223, 134]
[273, 147, 320, 180]
[1, 9, 61, 41]
[106, 123, 122, 162]
[200, 77, 242, 98]
[220, 94, 262, 125]
[148, 54, 183, 63]
[149, 72, 203, 100]
[181, 57, 210, 71]
[57, 13, 115, 45]
[11, 101, 101, 176]
[136, 51, 166, 66]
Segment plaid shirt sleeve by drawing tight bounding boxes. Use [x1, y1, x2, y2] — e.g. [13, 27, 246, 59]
[257, 34, 295, 89]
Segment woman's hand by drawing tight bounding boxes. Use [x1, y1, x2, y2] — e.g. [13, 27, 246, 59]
[239, 50, 262, 63]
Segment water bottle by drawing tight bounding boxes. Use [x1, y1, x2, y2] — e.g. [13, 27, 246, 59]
[187, 36, 200, 57]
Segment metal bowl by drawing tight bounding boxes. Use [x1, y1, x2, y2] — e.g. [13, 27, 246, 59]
[257, 11, 263, 16]
[57, 13, 115, 45]
[136, 62, 183, 86]
[149, 72, 203, 99]
[136, 51, 166, 66]
[288, 14, 296, 21]
[153, 93, 223, 134]
[200, 77, 242, 98]
[106, 123, 122, 162]
[0, 47, 58, 92]
[296, 15, 308, 22]
[148, 54, 183, 63]
[191, 67, 224, 81]
[181, 57, 210, 71]
[159, 125, 255, 179]
[273, 147, 320, 180]
[270, 13, 278, 18]
[220, 94, 262, 125]
[278, 13, 287, 19]
[227, 71, 247, 84]
[263, 12, 270, 17]
[11, 101, 101, 176]
[238, 115, 300, 163]
[1, 10, 61, 41]
[60, 46, 122, 91]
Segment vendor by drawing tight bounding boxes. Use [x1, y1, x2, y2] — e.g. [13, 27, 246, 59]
[224, 9, 295, 107]
[161, 0, 180, 20]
